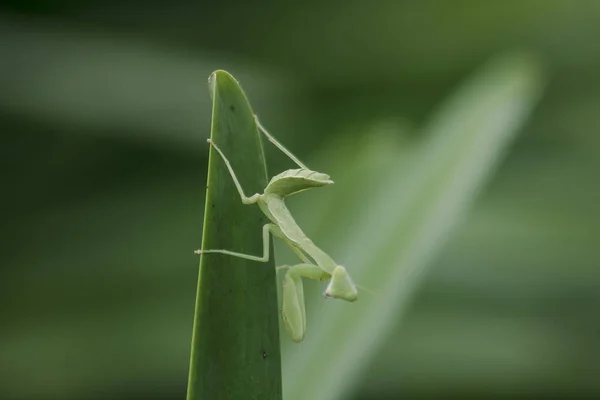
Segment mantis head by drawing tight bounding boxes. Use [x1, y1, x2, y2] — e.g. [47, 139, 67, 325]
[324, 265, 358, 302]
[264, 168, 333, 197]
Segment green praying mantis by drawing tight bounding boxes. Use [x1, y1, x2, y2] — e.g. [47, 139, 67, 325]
[195, 116, 358, 343]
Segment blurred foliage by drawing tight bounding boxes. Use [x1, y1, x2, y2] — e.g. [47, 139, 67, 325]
[280, 53, 543, 400]
[1, 1, 599, 399]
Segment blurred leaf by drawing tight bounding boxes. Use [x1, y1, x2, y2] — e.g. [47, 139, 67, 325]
[5, 2, 600, 398]
[281, 52, 543, 400]
[186, 71, 282, 399]
[0, 16, 291, 148]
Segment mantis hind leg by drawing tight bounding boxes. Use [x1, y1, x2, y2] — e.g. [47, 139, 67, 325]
[254, 115, 308, 169]
[195, 223, 277, 262]
[207, 139, 261, 204]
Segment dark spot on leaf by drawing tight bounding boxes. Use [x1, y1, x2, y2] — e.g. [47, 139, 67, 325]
[262, 351, 267, 359]
[229, 105, 235, 112]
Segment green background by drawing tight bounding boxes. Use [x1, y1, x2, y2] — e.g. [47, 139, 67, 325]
[2, 1, 599, 399]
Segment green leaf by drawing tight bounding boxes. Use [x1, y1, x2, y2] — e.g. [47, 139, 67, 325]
[186, 70, 282, 400]
[282, 53, 544, 400]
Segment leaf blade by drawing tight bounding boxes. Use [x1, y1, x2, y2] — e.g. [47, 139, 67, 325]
[187, 70, 282, 400]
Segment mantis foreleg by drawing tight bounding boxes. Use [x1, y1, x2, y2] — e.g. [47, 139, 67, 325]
[281, 263, 330, 342]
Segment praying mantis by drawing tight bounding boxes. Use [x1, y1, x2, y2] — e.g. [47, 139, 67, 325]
[195, 116, 358, 343]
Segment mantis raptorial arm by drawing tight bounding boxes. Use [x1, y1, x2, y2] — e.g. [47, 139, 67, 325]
[280, 263, 330, 342]
[254, 116, 308, 169]
[207, 139, 261, 204]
